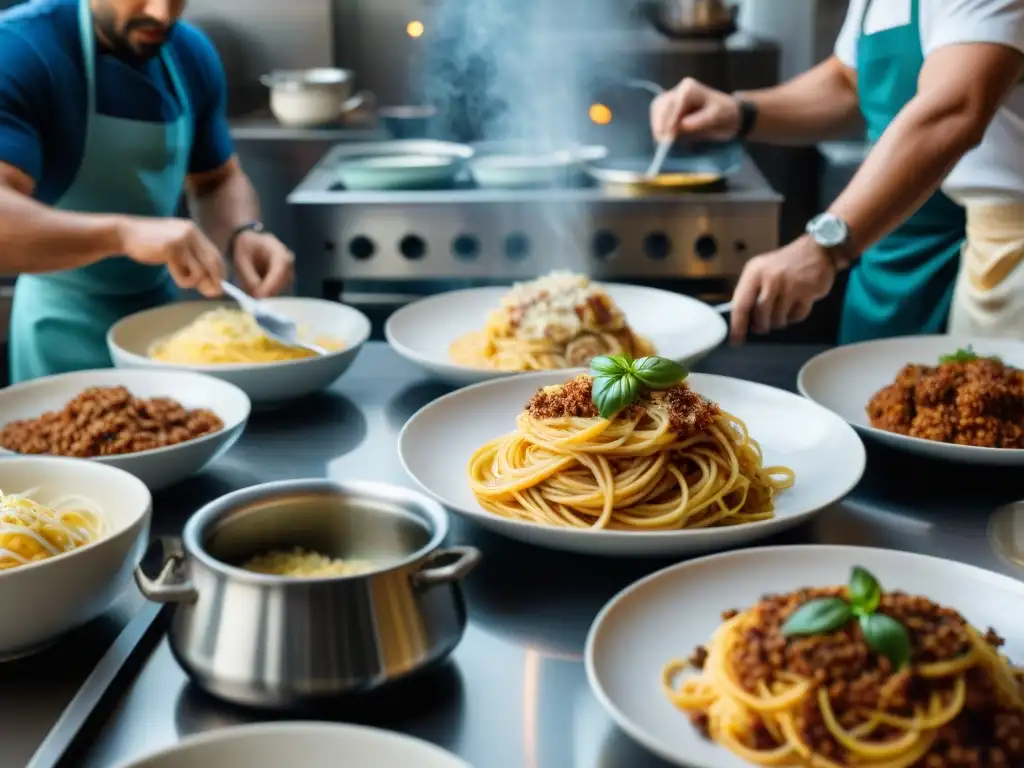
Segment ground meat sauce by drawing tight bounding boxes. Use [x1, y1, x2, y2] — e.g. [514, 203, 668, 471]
[866, 359, 1024, 448]
[708, 588, 1024, 767]
[0, 386, 223, 458]
[525, 375, 720, 437]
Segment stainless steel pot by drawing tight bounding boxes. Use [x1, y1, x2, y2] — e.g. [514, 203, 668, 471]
[134, 480, 480, 709]
[637, 0, 738, 39]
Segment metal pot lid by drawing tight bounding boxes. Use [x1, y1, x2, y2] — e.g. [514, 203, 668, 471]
[261, 68, 354, 89]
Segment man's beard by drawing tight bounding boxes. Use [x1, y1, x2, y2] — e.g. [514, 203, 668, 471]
[93, 4, 173, 59]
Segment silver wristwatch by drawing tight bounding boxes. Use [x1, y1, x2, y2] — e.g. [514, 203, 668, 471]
[806, 213, 856, 271]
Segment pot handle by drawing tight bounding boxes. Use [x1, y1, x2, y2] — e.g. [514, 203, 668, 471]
[343, 90, 375, 114]
[134, 536, 198, 604]
[413, 546, 481, 589]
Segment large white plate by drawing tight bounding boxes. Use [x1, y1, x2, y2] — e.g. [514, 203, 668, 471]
[0, 368, 250, 491]
[585, 544, 1024, 768]
[398, 370, 865, 556]
[797, 335, 1024, 466]
[114, 722, 470, 768]
[385, 284, 728, 385]
[109, 298, 371, 407]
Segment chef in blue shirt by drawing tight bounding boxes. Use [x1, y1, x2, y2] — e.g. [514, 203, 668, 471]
[0, 0, 296, 383]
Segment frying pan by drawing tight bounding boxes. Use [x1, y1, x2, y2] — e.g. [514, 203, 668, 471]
[583, 140, 743, 192]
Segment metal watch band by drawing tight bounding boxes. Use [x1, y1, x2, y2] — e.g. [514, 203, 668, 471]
[227, 221, 265, 258]
[735, 98, 758, 141]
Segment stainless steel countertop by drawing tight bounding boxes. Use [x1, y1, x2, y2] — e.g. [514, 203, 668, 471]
[12, 342, 1024, 768]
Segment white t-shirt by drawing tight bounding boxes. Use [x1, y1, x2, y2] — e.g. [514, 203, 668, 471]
[835, 0, 1024, 204]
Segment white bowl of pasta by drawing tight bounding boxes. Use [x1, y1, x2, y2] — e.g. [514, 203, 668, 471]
[0, 456, 151, 659]
[585, 545, 1024, 768]
[108, 298, 372, 406]
[0, 369, 251, 491]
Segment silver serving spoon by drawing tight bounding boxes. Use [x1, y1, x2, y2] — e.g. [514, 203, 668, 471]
[713, 301, 732, 314]
[646, 137, 674, 179]
[220, 281, 329, 356]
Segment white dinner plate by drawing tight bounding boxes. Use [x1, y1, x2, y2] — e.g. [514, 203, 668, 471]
[384, 284, 728, 385]
[0, 368, 250, 491]
[797, 335, 1024, 466]
[398, 370, 865, 557]
[114, 722, 470, 768]
[585, 544, 1024, 768]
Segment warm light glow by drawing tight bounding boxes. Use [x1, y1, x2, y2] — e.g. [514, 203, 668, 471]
[407, 20, 425, 38]
[589, 103, 612, 126]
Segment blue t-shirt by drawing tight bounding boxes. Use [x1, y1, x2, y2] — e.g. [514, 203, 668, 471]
[0, 0, 234, 205]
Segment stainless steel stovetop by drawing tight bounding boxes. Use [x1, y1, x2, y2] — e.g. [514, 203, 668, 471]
[287, 145, 781, 292]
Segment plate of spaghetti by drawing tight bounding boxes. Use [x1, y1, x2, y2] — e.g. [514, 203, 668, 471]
[0, 456, 151, 659]
[798, 335, 1024, 465]
[398, 355, 863, 556]
[585, 545, 1024, 768]
[385, 272, 727, 385]
[109, 297, 371, 406]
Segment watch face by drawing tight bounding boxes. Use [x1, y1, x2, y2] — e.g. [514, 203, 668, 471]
[810, 214, 847, 248]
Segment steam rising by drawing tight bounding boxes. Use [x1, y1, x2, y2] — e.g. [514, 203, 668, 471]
[420, 0, 625, 271]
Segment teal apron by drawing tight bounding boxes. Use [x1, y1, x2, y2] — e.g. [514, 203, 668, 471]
[9, 0, 192, 383]
[838, 0, 965, 344]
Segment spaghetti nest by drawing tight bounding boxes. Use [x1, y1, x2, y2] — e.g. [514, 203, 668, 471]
[450, 272, 655, 372]
[0, 488, 104, 571]
[467, 375, 793, 530]
[150, 308, 341, 365]
[664, 588, 1024, 768]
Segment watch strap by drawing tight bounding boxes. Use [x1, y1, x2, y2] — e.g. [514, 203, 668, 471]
[734, 98, 758, 141]
[227, 221, 265, 259]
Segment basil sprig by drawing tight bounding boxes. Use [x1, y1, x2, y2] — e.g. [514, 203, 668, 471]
[781, 566, 911, 669]
[939, 344, 1001, 365]
[589, 354, 689, 419]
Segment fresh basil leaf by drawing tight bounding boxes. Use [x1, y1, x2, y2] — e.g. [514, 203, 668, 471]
[592, 373, 639, 419]
[848, 566, 882, 615]
[860, 613, 911, 669]
[631, 357, 689, 390]
[590, 355, 630, 378]
[939, 344, 1001, 365]
[781, 597, 854, 637]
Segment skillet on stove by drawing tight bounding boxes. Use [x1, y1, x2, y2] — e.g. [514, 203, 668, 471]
[584, 140, 742, 192]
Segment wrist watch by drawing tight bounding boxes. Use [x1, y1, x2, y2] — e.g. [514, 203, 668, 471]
[733, 98, 759, 141]
[805, 213, 857, 271]
[227, 221, 264, 259]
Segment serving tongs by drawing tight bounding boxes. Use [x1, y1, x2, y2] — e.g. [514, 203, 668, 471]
[220, 281, 329, 356]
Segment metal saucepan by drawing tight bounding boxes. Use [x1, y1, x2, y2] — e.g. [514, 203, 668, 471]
[468, 141, 609, 189]
[636, 0, 739, 40]
[327, 140, 474, 191]
[134, 480, 481, 709]
[261, 68, 372, 128]
[584, 140, 742, 193]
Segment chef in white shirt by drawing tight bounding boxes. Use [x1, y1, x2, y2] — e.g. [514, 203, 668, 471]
[651, 0, 1024, 342]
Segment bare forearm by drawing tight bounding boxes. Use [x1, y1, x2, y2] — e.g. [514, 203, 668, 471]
[187, 163, 260, 253]
[0, 187, 123, 274]
[740, 56, 861, 145]
[830, 100, 982, 254]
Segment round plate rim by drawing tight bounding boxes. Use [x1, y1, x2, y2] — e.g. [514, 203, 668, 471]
[584, 543, 1024, 768]
[397, 368, 866, 543]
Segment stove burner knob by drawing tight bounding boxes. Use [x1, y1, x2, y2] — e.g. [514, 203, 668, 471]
[400, 235, 427, 260]
[593, 230, 619, 260]
[348, 236, 375, 260]
[694, 235, 718, 261]
[452, 234, 480, 260]
[504, 232, 531, 261]
[643, 232, 672, 261]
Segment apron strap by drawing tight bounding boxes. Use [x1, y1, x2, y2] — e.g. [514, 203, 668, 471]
[76, 0, 97, 115]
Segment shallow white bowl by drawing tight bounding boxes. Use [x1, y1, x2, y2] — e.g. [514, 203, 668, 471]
[108, 298, 372, 406]
[798, 335, 1024, 465]
[0, 369, 250, 491]
[399, 370, 865, 556]
[0, 456, 151, 659]
[114, 722, 471, 768]
[586, 544, 1024, 768]
[385, 284, 728, 386]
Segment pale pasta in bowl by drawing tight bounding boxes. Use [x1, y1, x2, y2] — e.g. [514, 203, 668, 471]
[0, 456, 151, 659]
[108, 298, 371, 407]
